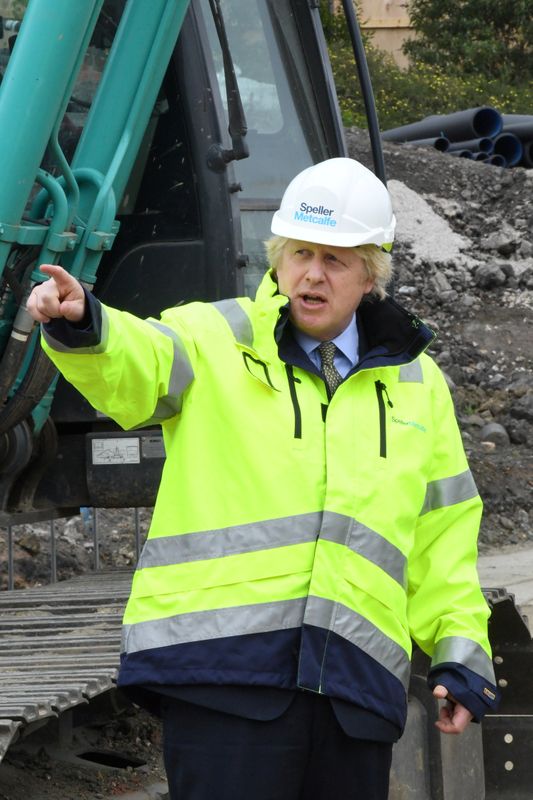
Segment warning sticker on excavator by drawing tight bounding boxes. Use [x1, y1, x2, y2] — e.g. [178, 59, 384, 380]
[92, 438, 140, 465]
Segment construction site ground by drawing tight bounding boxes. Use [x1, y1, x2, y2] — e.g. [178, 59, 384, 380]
[1, 129, 532, 798]
[1, 544, 531, 800]
[0, 702, 167, 800]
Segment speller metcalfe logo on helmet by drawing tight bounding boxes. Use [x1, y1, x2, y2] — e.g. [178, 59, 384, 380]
[295, 202, 337, 229]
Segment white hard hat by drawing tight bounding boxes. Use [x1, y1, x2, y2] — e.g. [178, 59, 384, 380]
[271, 157, 395, 249]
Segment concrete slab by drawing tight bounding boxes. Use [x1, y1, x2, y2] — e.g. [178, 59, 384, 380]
[478, 546, 533, 620]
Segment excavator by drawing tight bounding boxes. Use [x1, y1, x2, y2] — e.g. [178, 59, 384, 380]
[0, 1, 530, 797]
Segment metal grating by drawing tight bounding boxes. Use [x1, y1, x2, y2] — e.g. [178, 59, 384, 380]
[0, 570, 133, 762]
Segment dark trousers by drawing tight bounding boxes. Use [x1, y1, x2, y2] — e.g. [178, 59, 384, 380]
[161, 691, 393, 800]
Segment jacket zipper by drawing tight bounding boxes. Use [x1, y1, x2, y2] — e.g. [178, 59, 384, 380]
[375, 380, 393, 458]
[285, 364, 302, 439]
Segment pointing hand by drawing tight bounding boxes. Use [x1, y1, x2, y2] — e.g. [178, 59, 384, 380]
[27, 265, 86, 323]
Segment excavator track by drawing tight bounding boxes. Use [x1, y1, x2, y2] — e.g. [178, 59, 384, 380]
[0, 569, 132, 762]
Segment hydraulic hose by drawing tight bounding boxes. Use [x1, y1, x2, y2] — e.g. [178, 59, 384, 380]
[339, 0, 386, 183]
[0, 247, 41, 407]
[0, 337, 57, 436]
[0, 331, 31, 408]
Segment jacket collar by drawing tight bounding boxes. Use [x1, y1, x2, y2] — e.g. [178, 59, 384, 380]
[253, 271, 436, 371]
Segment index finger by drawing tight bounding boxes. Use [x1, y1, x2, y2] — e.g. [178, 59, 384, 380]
[37, 264, 74, 286]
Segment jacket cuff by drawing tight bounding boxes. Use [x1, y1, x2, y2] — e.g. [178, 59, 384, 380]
[427, 664, 500, 722]
[42, 289, 102, 349]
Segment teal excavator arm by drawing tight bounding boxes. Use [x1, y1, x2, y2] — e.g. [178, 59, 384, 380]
[0, 0, 384, 516]
[0, 0, 192, 511]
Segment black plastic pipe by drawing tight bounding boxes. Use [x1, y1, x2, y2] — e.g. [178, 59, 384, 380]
[501, 121, 533, 141]
[500, 121, 533, 167]
[449, 150, 474, 159]
[381, 106, 502, 143]
[493, 133, 523, 167]
[486, 154, 507, 167]
[408, 136, 449, 151]
[502, 114, 533, 126]
[448, 137, 493, 154]
[521, 141, 533, 169]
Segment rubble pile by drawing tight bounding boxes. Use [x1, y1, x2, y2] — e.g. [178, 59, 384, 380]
[1, 129, 532, 592]
[347, 127, 533, 551]
[0, 508, 152, 590]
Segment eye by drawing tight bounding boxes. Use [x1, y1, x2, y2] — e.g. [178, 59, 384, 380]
[324, 252, 345, 267]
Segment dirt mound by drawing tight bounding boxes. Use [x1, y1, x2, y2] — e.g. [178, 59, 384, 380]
[1, 126, 532, 800]
[346, 127, 533, 552]
[0, 697, 166, 800]
[2, 131, 532, 591]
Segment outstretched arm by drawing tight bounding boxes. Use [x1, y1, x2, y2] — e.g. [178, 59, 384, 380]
[33, 266, 196, 430]
[27, 264, 86, 323]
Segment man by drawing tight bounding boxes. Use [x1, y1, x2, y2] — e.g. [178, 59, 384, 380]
[28, 158, 498, 799]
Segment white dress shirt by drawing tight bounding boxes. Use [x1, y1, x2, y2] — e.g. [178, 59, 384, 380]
[292, 314, 359, 378]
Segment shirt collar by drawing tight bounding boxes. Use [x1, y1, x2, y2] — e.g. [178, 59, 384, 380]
[293, 313, 359, 367]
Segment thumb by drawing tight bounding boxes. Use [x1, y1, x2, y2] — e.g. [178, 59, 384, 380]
[433, 685, 449, 700]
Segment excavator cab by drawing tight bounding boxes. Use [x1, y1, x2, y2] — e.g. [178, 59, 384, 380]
[0, 0, 376, 517]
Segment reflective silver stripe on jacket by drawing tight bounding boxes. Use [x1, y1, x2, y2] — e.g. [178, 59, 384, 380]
[137, 512, 322, 569]
[122, 597, 307, 654]
[399, 359, 423, 383]
[40, 304, 110, 355]
[212, 298, 253, 346]
[431, 636, 496, 684]
[420, 469, 478, 515]
[320, 512, 407, 588]
[137, 511, 406, 589]
[143, 320, 194, 419]
[303, 595, 411, 688]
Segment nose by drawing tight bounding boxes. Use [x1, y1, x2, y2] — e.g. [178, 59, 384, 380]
[305, 255, 326, 282]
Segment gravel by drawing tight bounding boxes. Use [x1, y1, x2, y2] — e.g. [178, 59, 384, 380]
[2, 130, 532, 583]
[0, 124, 532, 798]
[345, 127, 533, 553]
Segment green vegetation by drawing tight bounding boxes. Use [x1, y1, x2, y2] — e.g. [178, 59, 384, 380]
[405, 0, 532, 86]
[320, 1, 532, 131]
[1, 0, 28, 18]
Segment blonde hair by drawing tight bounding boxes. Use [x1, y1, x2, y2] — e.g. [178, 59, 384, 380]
[264, 236, 393, 300]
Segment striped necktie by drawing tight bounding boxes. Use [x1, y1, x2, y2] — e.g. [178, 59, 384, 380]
[318, 341, 343, 397]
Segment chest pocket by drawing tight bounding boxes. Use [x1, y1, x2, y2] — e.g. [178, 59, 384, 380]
[209, 299, 280, 393]
[376, 360, 428, 459]
[241, 349, 280, 391]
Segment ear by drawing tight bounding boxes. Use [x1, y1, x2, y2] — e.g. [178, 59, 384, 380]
[363, 278, 375, 295]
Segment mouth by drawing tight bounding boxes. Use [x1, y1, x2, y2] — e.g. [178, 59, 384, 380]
[299, 293, 327, 306]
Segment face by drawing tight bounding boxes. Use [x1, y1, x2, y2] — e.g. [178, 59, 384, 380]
[276, 240, 375, 341]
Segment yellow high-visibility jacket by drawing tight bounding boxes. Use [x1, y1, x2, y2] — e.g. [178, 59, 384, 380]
[42, 270, 497, 730]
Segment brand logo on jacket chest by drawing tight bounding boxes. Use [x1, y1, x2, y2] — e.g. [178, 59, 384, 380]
[391, 415, 427, 433]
